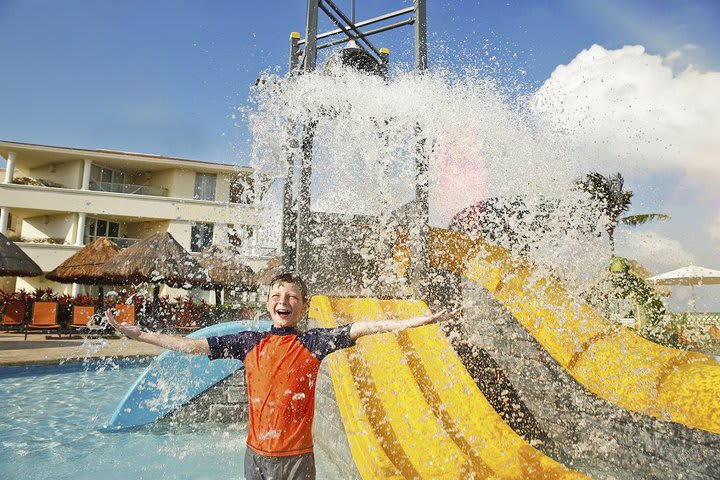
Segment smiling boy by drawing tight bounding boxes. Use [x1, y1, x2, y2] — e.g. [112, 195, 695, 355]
[107, 272, 459, 480]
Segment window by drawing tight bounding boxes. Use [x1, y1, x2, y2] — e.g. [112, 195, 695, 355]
[85, 217, 121, 243]
[191, 223, 214, 252]
[230, 174, 254, 204]
[90, 165, 127, 193]
[194, 173, 216, 201]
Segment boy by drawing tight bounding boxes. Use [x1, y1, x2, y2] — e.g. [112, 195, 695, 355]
[107, 272, 459, 480]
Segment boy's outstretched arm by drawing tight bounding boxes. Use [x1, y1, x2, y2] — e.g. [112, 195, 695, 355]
[349, 308, 460, 340]
[105, 308, 210, 355]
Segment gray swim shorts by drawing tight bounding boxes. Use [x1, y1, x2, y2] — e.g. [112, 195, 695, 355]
[244, 448, 316, 480]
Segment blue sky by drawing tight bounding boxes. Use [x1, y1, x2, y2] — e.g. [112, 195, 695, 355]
[1, 0, 717, 163]
[1, 0, 719, 308]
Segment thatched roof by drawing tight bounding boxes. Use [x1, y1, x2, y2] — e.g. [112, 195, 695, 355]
[46, 237, 121, 284]
[254, 256, 283, 286]
[100, 232, 209, 288]
[0, 232, 42, 277]
[197, 245, 257, 290]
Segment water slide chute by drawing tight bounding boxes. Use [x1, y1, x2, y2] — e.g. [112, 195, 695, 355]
[427, 227, 720, 434]
[310, 295, 587, 479]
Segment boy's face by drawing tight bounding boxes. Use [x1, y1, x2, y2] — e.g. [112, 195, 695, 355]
[266, 281, 308, 328]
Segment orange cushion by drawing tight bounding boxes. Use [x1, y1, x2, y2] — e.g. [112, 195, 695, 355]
[30, 302, 59, 328]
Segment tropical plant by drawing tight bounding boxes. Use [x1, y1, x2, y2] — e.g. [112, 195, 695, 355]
[56, 294, 74, 325]
[609, 268, 680, 348]
[30, 287, 57, 302]
[576, 171, 669, 254]
[583, 257, 680, 348]
[72, 293, 97, 307]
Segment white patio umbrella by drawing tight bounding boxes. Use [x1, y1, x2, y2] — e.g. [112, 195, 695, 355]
[647, 265, 720, 310]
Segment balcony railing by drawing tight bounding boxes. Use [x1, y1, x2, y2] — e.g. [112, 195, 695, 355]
[89, 180, 168, 197]
[669, 312, 720, 326]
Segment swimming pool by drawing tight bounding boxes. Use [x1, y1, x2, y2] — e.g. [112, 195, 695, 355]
[0, 360, 345, 480]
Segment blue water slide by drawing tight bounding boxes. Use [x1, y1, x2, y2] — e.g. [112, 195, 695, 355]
[105, 320, 271, 431]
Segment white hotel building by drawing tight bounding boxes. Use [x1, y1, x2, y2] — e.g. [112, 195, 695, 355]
[0, 140, 270, 300]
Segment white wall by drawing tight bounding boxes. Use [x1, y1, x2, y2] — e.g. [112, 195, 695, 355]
[216, 173, 232, 202]
[29, 158, 84, 188]
[126, 220, 170, 240]
[21, 214, 76, 243]
[166, 221, 192, 250]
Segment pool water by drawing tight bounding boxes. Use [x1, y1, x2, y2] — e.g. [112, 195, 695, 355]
[0, 360, 345, 480]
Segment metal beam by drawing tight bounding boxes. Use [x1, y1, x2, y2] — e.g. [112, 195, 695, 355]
[414, 0, 428, 71]
[296, 122, 317, 274]
[317, 18, 415, 51]
[297, 6, 415, 46]
[289, 31, 301, 71]
[304, 0, 320, 71]
[320, 0, 381, 57]
[282, 32, 302, 271]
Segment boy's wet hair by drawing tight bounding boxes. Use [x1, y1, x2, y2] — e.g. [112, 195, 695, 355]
[268, 272, 309, 301]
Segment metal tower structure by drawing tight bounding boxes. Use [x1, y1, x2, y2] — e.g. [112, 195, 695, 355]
[281, 0, 429, 295]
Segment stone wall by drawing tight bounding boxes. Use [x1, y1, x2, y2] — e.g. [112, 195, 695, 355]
[459, 280, 720, 480]
[161, 369, 249, 425]
[313, 362, 362, 479]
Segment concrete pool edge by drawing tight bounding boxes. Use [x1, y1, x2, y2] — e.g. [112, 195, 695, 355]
[0, 331, 163, 367]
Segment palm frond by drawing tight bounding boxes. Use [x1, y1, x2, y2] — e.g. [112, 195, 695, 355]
[620, 214, 671, 226]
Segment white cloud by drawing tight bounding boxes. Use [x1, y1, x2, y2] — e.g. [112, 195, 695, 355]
[532, 44, 720, 195]
[663, 43, 700, 69]
[616, 229, 695, 272]
[664, 49, 683, 64]
[706, 214, 720, 248]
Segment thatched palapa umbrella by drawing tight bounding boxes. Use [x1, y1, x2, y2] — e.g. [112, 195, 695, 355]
[46, 237, 121, 309]
[198, 245, 257, 315]
[254, 256, 282, 287]
[100, 232, 209, 313]
[0, 232, 42, 277]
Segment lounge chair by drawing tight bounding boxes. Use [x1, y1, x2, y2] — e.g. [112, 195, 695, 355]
[114, 304, 136, 326]
[24, 301, 61, 340]
[1, 300, 26, 330]
[70, 305, 96, 331]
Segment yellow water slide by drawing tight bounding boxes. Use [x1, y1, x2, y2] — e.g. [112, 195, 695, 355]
[427, 227, 720, 434]
[310, 295, 588, 479]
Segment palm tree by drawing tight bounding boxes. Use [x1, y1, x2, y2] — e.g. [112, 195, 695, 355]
[577, 172, 669, 255]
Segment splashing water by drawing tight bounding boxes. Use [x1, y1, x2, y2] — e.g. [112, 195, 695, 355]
[247, 67, 609, 292]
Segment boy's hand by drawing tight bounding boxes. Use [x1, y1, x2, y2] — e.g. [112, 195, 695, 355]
[105, 308, 142, 340]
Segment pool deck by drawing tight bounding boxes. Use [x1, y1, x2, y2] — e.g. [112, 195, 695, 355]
[0, 331, 164, 366]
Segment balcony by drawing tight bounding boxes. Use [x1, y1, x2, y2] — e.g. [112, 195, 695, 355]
[89, 180, 168, 197]
[1, 183, 255, 223]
